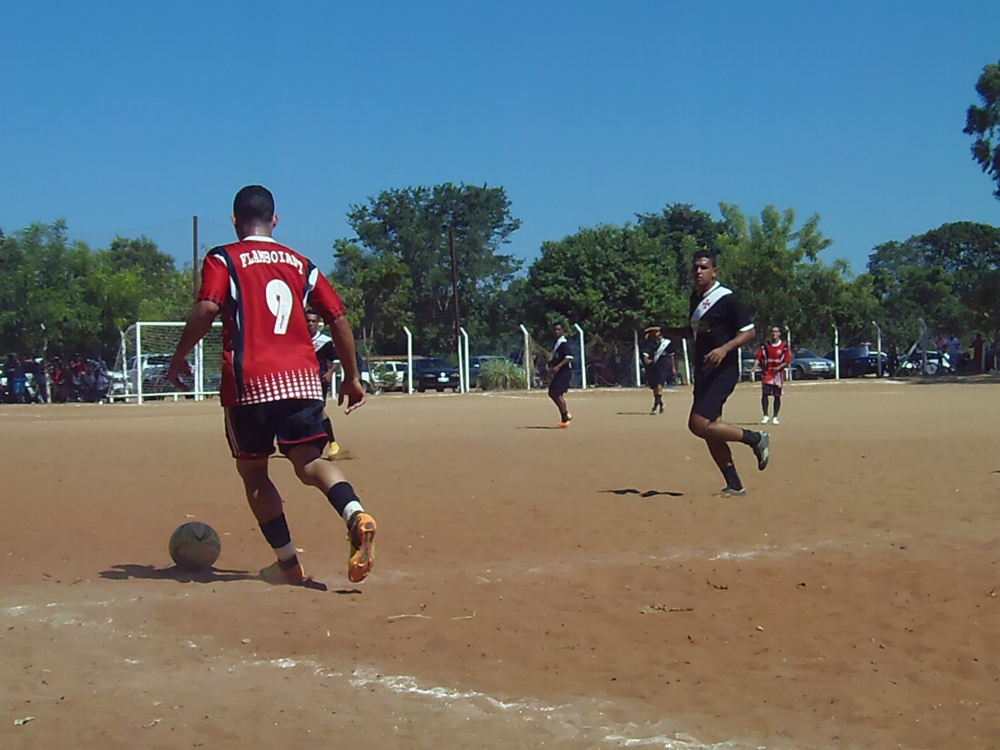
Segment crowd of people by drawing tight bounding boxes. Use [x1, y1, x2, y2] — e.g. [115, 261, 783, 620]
[1, 354, 112, 404]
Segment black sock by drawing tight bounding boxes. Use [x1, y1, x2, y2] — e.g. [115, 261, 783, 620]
[722, 465, 743, 490]
[741, 429, 761, 447]
[773, 396, 781, 417]
[761, 395, 768, 415]
[259, 514, 292, 549]
[326, 481, 358, 516]
[322, 416, 335, 442]
[561, 412, 569, 422]
[259, 514, 298, 567]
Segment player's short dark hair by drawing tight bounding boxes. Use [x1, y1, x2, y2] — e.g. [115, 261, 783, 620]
[691, 248, 718, 267]
[233, 185, 274, 224]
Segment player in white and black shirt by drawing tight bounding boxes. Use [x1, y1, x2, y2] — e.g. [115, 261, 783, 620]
[548, 323, 574, 427]
[661, 250, 770, 496]
[306, 310, 340, 458]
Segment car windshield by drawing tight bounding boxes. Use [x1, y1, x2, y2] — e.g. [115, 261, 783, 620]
[797, 350, 818, 359]
[417, 358, 452, 370]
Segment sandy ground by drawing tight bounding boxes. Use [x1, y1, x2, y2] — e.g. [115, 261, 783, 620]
[1, 378, 999, 750]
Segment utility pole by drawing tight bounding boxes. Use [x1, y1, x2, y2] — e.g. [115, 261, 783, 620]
[450, 228, 461, 348]
[192, 215, 199, 301]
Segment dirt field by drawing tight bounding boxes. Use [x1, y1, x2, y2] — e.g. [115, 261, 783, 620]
[2, 378, 999, 749]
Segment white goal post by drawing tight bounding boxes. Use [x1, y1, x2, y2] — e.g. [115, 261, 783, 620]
[109, 322, 224, 404]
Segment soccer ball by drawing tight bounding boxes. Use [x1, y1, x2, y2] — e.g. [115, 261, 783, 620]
[168, 521, 221, 571]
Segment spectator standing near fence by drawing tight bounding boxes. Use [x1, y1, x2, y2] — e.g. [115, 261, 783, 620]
[661, 250, 770, 497]
[167, 185, 376, 586]
[4, 355, 26, 404]
[973, 334, 985, 372]
[306, 309, 340, 458]
[753, 326, 791, 424]
[548, 323, 574, 427]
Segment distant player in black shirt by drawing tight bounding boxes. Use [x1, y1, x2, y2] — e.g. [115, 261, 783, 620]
[662, 250, 770, 496]
[306, 310, 340, 458]
[641, 326, 675, 415]
[548, 323, 574, 427]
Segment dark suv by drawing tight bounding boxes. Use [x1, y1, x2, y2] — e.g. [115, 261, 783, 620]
[824, 347, 886, 378]
[412, 357, 461, 393]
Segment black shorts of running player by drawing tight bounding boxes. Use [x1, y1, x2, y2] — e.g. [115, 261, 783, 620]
[761, 382, 782, 397]
[549, 366, 572, 396]
[321, 378, 331, 401]
[692, 366, 739, 422]
[224, 399, 327, 459]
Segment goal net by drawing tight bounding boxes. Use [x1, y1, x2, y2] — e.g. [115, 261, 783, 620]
[109, 322, 224, 403]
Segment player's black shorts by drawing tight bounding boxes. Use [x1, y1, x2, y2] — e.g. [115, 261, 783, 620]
[761, 382, 782, 397]
[692, 366, 739, 421]
[549, 366, 572, 395]
[645, 361, 670, 389]
[223, 399, 327, 459]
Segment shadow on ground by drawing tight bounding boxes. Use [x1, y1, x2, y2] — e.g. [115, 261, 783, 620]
[902, 374, 1000, 386]
[600, 488, 684, 498]
[99, 563, 328, 591]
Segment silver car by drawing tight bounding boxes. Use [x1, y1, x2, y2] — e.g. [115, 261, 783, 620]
[790, 349, 835, 380]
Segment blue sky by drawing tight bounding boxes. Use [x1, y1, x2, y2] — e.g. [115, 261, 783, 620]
[2, 1, 998, 276]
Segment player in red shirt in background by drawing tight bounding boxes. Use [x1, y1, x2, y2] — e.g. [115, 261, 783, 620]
[753, 326, 791, 425]
[167, 185, 375, 586]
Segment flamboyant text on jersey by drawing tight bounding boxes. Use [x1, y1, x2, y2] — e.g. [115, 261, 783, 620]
[239, 248, 304, 274]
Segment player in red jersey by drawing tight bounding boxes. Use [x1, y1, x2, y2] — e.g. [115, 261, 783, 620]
[167, 186, 375, 586]
[753, 326, 791, 425]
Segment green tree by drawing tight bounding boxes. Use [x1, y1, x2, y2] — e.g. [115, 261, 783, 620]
[522, 223, 687, 341]
[341, 183, 522, 354]
[0, 222, 192, 360]
[795, 262, 879, 351]
[105, 236, 176, 288]
[868, 221, 1000, 346]
[965, 59, 1000, 200]
[635, 203, 723, 296]
[331, 239, 413, 363]
[715, 203, 834, 339]
[0, 221, 101, 358]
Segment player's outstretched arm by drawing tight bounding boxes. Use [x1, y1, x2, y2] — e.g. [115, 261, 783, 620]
[660, 325, 693, 341]
[168, 300, 220, 389]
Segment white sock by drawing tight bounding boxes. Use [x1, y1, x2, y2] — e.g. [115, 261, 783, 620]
[274, 541, 297, 562]
[342, 500, 363, 524]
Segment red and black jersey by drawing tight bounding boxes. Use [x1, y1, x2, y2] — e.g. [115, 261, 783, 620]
[197, 236, 346, 407]
[756, 340, 791, 387]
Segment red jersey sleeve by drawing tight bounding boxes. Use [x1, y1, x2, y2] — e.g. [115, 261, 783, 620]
[197, 253, 229, 306]
[307, 272, 346, 321]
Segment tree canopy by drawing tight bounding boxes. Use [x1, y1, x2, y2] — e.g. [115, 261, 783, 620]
[3, 192, 999, 370]
[0, 222, 192, 360]
[965, 59, 1000, 200]
[333, 183, 522, 355]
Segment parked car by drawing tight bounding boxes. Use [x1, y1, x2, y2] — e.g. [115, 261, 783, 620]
[412, 357, 461, 393]
[824, 346, 887, 378]
[127, 353, 176, 394]
[469, 355, 509, 389]
[370, 360, 409, 392]
[789, 349, 835, 380]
